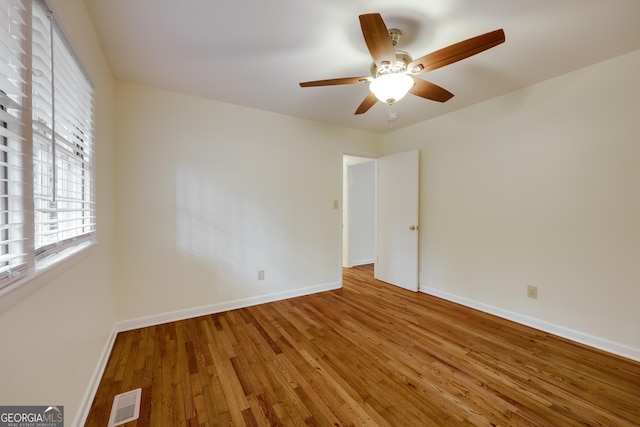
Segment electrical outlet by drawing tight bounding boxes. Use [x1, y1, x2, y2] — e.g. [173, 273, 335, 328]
[258, 270, 265, 280]
[527, 285, 538, 299]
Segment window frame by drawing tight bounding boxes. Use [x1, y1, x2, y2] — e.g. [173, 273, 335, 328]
[0, 0, 96, 311]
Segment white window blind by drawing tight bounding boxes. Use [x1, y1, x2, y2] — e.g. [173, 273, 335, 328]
[32, 1, 95, 262]
[0, 0, 95, 295]
[0, 0, 28, 289]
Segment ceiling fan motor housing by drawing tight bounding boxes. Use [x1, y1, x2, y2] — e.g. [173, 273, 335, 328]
[370, 50, 412, 77]
[388, 28, 401, 46]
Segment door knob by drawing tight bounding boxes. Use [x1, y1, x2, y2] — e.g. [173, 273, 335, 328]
[409, 225, 417, 231]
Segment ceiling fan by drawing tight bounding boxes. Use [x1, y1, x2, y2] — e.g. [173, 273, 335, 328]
[299, 13, 505, 115]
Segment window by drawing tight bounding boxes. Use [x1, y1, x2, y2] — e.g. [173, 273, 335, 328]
[0, 0, 28, 289]
[0, 0, 95, 294]
[31, 1, 95, 262]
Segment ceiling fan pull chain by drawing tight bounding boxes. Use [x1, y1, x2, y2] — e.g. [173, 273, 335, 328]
[387, 103, 399, 129]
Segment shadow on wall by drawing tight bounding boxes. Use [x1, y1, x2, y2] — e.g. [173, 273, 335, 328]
[174, 163, 318, 292]
[175, 164, 266, 285]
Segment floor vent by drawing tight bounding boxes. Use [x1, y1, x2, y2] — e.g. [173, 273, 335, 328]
[108, 388, 142, 426]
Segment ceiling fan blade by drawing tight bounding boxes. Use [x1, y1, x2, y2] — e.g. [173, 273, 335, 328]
[408, 29, 505, 74]
[355, 92, 378, 115]
[359, 13, 396, 68]
[299, 77, 371, 87]
[410, 78, 454, 103]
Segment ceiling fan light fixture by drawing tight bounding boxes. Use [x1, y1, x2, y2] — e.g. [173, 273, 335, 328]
[299, 13, 505, 116]
[369, 73, 414, 104]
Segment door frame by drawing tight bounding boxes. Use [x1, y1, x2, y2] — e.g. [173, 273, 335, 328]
[340, 151, 378, 280]
[339, 150, 420, 291]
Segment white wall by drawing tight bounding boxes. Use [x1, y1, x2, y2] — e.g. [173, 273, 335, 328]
[381, 50, 640, 358]
[0, 0, 118, 423]
[344, 160, 376, 266]
[114, 81, 380, 320]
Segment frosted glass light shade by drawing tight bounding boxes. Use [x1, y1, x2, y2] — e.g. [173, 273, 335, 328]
[369, 73, 414, 104]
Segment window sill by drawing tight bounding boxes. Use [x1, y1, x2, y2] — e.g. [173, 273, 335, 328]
[0, 241, 97, 315]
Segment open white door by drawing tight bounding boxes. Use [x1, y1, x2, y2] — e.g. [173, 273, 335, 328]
[375, 150, 419, 292]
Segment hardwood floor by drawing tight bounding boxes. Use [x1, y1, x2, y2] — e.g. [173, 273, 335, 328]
[85, 265, 640, 426]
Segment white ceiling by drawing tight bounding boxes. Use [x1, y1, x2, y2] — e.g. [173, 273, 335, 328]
[84, 0, 640, 134]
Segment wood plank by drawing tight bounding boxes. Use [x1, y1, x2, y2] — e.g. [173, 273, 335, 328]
[85, 264, 640, 426]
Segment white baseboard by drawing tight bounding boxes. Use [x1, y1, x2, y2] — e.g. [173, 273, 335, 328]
[73, 325, 118, 427]
[342, 259, 374, 268]
[75, 280, 341, 426]
[114, 281, 341, 332]
[421, 286, 640, 363]
[351, 259, 374, 267]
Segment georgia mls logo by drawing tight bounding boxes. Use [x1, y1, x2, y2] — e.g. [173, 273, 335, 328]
[0, 405, 64, 427]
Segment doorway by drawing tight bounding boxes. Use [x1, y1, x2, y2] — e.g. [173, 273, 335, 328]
[342, 155, 376, 269]
[341, 150, 420, 291]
